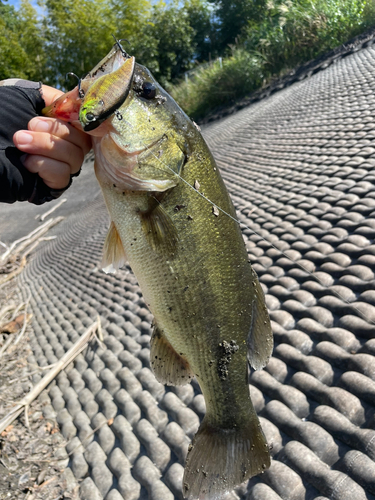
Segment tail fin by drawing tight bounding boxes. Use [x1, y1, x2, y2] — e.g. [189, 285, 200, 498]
[183, 415, 270, 499]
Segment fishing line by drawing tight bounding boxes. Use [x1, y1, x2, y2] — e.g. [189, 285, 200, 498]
[146, 144, 375, 328]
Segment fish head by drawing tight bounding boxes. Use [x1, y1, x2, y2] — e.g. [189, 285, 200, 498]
[106, 62, 195, 156]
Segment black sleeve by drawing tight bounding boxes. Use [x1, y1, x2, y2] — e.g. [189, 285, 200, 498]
[0, 80, 71, 205]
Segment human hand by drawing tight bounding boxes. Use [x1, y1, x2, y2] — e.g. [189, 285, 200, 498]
[13, 85, 92, 190]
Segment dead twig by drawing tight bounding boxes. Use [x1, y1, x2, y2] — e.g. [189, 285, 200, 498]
[14, 294, 32, 346]
[22, 458, 53, 463]
[0, 320, 99, 434]
[10, 301, 26, 322]
[58, 416, 114, 460]
[24, 404, 30, 429]
[0, 256, 27, 286]
[35, 476, 57, 489]
[0, 236, 57, 288]
[0, 217, 63, 264]
[96, 315, 104, 341]
[39, 198, 67, 222]
[14, 217, 63, 257]
[0, 458, 9, 469]
[20, 236, 57, 262]
[0, 334, 15, 360]
[8, 363, 57, 385]
[0, 303, 16, 323]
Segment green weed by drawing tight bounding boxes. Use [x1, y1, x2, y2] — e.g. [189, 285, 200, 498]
[170, 0, 375, 120]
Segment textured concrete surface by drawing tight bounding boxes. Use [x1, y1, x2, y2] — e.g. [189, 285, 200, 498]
[11, 35, 375, 500]
[0, 153, 100, 244]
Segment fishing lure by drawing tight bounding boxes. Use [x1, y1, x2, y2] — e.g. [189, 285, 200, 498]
[79, 55, 135, 131]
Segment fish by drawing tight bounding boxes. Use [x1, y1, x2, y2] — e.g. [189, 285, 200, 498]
[44, 44, 274, 500]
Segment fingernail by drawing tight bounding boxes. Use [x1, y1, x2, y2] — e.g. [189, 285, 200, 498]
[15, 131, 33, 145]
[32, 119, 51, 132]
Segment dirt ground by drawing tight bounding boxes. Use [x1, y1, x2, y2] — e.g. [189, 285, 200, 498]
[0, 240, 79, 500]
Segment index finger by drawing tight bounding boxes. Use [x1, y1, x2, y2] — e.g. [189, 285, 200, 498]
[41, 84, 64, 106]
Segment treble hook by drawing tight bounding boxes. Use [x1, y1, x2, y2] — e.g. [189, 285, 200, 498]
[66, 72, 85, 98]
[112, 34, 130, 58]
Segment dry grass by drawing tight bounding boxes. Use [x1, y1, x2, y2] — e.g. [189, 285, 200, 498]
[0, 225, 79, 500]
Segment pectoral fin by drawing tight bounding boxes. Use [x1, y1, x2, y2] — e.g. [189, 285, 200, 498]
[150, 326, 194, 385]
[101, 221, 127, 273]
[141, 196, 179, 254]
[247, 275, 273, 370]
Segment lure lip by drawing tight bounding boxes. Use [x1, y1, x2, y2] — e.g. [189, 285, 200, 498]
[41, 86, 81, 122]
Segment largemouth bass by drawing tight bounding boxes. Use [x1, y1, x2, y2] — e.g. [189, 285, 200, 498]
[44, 44, 273, 500]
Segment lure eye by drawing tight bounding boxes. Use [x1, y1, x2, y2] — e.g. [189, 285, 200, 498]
[141, 82, 156, 100]
[86, 112, 96, 122]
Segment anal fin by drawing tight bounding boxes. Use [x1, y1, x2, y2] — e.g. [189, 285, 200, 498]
[150, 326, 194, 385]
[102, 221, 127, 273]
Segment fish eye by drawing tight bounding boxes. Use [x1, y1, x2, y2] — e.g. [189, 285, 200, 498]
[141, 82, 156, 100]
[86, 112, 96, 122]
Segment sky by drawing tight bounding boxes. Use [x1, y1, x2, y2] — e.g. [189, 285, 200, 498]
[6, 0, 47, 18]
[6, 0, 170, 8]
[7, 0, 21, 7]
[7, 0, 40, 10]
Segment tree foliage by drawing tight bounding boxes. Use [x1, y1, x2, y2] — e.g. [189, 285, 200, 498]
[131, 1, 200, 86]
[184, 0, 216, 63]
[208, 0, 266, 53]
[171, 0, 375, 119]
[0, 0, 44, 81]
[41, 0, 151, 88]
[2, 0, 210, 88]
[2, 0, 375, 114]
